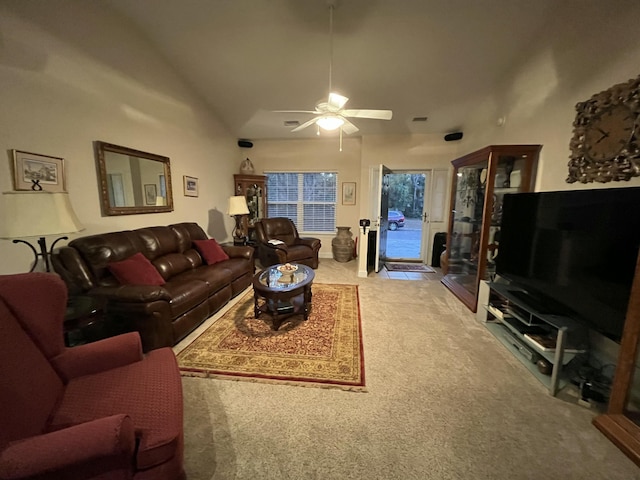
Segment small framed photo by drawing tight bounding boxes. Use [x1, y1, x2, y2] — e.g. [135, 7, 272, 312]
[342, 182, 356, 205]
[183, 175, 198, 197]
[12, 150, 66, 192]
[144, 184, 157, 205]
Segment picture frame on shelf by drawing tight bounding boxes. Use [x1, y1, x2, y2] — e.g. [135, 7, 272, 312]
[342, 182, 356, 205]
[183, 175, 198, 197]
[12, 150, 66, 192]
[144, 184, 157, 205]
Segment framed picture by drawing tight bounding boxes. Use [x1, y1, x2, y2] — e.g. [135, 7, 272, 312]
[144, 184, 157, 205]
[183, 175, 198, 197]
[12, 150, 66, 192]
[342, 182, 356, 205]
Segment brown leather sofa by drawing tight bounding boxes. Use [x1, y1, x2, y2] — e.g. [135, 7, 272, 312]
[52, 222, 254, 352]
[254, 217, 321, 269]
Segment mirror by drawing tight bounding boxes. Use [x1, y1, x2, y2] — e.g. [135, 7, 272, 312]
[95, 141, 174, 216]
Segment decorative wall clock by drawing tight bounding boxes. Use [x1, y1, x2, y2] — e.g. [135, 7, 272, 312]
[567, 74, 640, 183]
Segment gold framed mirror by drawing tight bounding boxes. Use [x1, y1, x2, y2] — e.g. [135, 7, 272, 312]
[95, 141, 174, 216]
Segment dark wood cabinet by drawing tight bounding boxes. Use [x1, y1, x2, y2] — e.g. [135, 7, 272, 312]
[234, 174, 267, 242]
[441, 145, 541, 312]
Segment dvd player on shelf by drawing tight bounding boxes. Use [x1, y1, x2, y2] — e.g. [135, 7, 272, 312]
[502, 330, 537, 363]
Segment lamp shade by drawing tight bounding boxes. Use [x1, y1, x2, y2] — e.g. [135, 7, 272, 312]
[1, 191, 84, 238]
[227, 195, 249, 216]
[316, 115, 345, 131]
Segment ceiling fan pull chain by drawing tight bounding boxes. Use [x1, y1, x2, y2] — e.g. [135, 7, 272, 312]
[339, 126, 343, 152]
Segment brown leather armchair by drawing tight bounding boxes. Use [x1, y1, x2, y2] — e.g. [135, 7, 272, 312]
[254, 217, 321, 269]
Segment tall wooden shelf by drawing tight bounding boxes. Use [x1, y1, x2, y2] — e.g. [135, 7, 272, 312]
[233, 174, 266, 243]
[593, 253, 640, 466]
[441, 145, 541, 312]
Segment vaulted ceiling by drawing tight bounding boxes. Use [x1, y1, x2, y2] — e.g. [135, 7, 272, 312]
[107, 0, 559, 140]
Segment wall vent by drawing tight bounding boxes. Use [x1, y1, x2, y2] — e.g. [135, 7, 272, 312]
[284, 120, 300, 127]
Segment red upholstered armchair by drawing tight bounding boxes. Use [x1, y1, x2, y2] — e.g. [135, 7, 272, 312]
[254, 217, 321, 269]
[0, 273, 184, 480]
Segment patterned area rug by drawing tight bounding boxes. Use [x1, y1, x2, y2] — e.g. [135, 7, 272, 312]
[385, 263, 436, 273]
[177, 284, 365, 391]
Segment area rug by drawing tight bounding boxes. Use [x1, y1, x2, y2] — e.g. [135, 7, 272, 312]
[385, 262, 435, 273]
[177, 284, 365, 391]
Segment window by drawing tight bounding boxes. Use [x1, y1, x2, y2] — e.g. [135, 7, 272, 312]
[266, 172, 336, 233]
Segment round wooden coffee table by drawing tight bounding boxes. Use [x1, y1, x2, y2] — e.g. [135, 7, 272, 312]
[252, 263, 315, 330]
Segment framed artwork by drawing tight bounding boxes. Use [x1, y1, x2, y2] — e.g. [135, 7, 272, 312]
[144, 184, 157, 205]
[183, 175, 198, 197]
[12, 150, 66, 192]
[342, 182, 356, 205]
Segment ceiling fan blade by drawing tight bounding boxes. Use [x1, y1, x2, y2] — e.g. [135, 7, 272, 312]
[342, 109, 393, 120]
[327, 92, 349, 110]
[291, 117, 319, 132]
[341, 118, 359, 135]
[272, 110, 320, 115]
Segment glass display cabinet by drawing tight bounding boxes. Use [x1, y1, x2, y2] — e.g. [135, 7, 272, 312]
[233, 174, 267, 243]
[441, 145, 541, 312]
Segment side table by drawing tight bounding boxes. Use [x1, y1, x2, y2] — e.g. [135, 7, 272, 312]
[64, 296, 107, 346]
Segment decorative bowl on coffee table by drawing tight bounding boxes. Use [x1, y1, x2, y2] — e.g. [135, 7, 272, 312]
[276, 263, 298, 283]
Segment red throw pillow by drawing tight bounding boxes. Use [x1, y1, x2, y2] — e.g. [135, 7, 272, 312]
[193, 239, 229, 265]
[107, 252, 165, 286]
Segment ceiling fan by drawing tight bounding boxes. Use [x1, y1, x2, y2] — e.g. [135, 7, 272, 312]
[274, 1, 392, 145]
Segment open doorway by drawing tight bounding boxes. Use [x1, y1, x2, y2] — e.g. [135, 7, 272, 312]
[370, 166, 448, 273]
[385, 172, 426, 261]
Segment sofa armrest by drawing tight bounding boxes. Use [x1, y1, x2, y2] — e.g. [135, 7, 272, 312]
[262, 242, 289, 253]
[297, 237, 321, 249]
[52, 332, 143, 381]
[90, 285, 171, 302]
[0, 414, 135, 480]
[221, 245, 254, 260]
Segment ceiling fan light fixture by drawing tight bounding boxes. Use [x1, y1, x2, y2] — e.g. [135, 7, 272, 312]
[316, 115, 344, 131]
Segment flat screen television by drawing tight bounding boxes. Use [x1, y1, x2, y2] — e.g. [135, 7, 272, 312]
[496, 186, 640, 343]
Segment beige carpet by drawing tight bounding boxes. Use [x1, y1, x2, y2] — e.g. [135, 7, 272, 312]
[177, 284, 365, 391]
[177, 260, 640, 480]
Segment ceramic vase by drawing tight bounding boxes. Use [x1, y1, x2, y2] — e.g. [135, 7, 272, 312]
[332, 226, 355, 262]
[240, 158, 255, 175]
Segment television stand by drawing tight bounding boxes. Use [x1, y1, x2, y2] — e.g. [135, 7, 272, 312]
[477, 281, 589, 396]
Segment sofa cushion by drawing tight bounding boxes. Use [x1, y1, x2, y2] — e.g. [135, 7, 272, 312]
[108, 253, 165, 286]
[48, 348, 182, 470]
[172, 266, 233, 294]
[153, 253, 194, 281]
[69, 231, 146, 287]
[193, 239, 229, 265]
[162, 279, 210, 317]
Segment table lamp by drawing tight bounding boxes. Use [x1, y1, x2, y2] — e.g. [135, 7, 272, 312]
[1, 191, 84, 272]
[227, 195, 250, 245]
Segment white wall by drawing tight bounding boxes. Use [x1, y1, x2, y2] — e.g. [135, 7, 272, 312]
[0, 1, 241, 274]
[459, 1, 640, 193]
[247, 136, 362, 258]
[249, 133, 461, 260]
